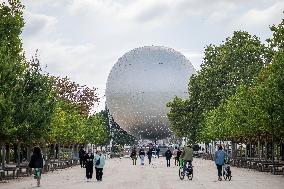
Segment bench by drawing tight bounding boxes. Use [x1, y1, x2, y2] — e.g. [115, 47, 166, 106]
[257, 162, 271, 172]
[268, 164, 284, 175]
[0, 169, 4, 181]
[17, 163, 30, 177]
[3, 167, 18, 179]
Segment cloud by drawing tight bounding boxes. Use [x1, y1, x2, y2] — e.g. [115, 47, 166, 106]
[23, 11, 57, 37]
[235, 1, 284, 28]
[19, 0, 284, 112]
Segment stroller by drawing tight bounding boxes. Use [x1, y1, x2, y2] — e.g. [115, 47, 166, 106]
[178, 159, 193, 180]
[223, 158, 232, 181]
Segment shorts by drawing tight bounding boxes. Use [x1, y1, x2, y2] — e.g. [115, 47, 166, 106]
[34, 168, 42, 179]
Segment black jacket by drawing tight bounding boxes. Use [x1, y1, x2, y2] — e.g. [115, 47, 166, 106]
[139, 149, 145, 156]
[79, 149, 86, 158]
[84, 153, 94, 168]
[165, 150, 172, 159]
[29, 154, 43, 168]
[147, 150, 152, 158]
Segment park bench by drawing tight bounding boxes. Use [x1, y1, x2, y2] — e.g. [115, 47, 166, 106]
[268, 163, 284, 175]
[0, 169, 5, 181]
[257, 162, 274, 172]
[16, 163, 30, 177]
[247, 159, 266, 169]
[3, 167, 18, 179]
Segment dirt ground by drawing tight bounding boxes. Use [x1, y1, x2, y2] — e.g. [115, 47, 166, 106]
[0, 157, 283, 189]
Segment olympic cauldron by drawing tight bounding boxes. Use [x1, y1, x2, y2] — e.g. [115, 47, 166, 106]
[105, 46, 196, 139]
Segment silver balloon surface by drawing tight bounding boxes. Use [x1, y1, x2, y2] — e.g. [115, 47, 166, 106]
[106, 46, 196, 139]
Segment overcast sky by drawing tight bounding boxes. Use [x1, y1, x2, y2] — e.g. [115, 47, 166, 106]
[18, 0, 284, 112]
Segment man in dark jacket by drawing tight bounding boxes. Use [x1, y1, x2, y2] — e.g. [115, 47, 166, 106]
[79, 146, 86, 168]
[130, 147, 137, 165]
[165, 148, 172, 167]
[84, 149, 94, 181]
[147, 148, 153, 164]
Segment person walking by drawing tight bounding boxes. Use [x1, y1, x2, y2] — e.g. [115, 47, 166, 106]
[28, 146, 44, 187]
[173, 147, 178, 166]
[180, 144, 193, 174]
[130, 147, 137, 165]
[165, 148, 172, 167]
[84, 149, 94, 181]
[79, 146, 86, 168]
[147, 148, 153, 164]
[156, 146, 160, 158]
[176, 148, 182, 166]
[215, 145, 228, 181]
[139, 148, 145, 165]
[94, 150, 106, 181]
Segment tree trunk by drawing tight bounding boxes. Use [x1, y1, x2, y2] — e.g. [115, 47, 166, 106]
[272, 135, 275, 164]
[5, 144, 10, 164]
[27, 145, 32, 162]
[280, 143, 284, 161]
[1, 143, 6, 169]
[17, 143, 21, 167]
[265, 141, 268, 161]
[245, 144, 248, 160]
[55, 144, 59, 159]
[258, 140, 261, 161]
[58, 144, 61, 160]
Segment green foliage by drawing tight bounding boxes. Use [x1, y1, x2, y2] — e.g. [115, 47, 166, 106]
[12, 55, 56, 144]
[0, 1, 108, 147]
[200, 19, 284, 143]
[0, 0, 25, 142]
[167, 31, 271, 143]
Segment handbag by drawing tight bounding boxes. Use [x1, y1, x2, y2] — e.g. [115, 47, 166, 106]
[96, 157, 100, 166]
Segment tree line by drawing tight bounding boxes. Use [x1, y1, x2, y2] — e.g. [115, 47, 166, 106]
[167, 14, 284, 159]
[0, 0, 110, 167]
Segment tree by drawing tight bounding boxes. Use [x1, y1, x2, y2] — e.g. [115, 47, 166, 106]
[167, 31, 272, 142]
[0, 0, 25, 144]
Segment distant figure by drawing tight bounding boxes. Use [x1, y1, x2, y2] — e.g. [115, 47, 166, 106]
[181, 144, 193, 173]
[173, 147, 178, 166]
[165, 148, 172, 167]
[147, 148, 153, 164]
[84, 149, 94, 181]
[139, 148, 145, 165]
[94, 150, 106, 181]
[79, 146, 86, 168]
[215, 145, 227, 181]
[176, 148, 182, 166]
[28, 146, 44, 187]
[130, 147, 137, 165]
[156, 146, 160, 158]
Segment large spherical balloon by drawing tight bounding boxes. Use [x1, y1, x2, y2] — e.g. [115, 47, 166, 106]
[105, 46, 196, 139]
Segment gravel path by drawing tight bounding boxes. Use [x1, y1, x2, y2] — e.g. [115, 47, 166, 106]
[0, 158, 283, 189]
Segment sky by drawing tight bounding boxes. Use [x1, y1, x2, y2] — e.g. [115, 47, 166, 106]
[17, 0, 284, 112]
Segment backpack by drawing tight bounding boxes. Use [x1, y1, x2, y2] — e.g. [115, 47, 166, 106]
[96, 157, 100, 166]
